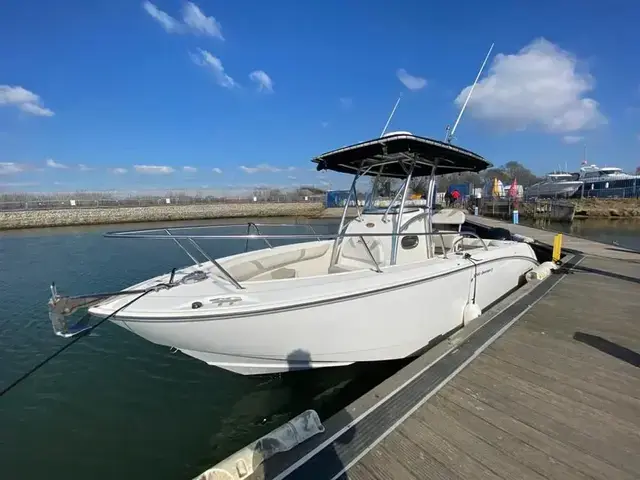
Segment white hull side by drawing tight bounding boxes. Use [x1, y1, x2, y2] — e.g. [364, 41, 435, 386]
[526, 181, 582, 197]
[105, 244, 537, 375]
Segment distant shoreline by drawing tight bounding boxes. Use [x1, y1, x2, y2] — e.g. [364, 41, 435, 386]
[0, 202, 348, 231]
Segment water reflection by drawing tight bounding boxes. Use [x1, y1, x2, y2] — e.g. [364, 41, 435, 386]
[520, 217, 640, 251]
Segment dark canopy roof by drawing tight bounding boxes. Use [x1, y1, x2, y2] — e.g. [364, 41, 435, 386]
[313, 132, 491, 178]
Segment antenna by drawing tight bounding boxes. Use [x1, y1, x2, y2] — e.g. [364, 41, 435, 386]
[446, 42, 495, 143]
[380, 94, 402, 137]
[583, 143, 587, 164]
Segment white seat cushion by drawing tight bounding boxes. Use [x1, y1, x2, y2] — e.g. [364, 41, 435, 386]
[271, 267, 297, 279]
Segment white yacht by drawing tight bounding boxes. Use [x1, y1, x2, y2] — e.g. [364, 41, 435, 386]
[578, 164, 640, 197]
[525, 172, 583, 198]
[48, 132, 539, 375]
[526, 164, 640, 199]
[579, 164, 631, 181]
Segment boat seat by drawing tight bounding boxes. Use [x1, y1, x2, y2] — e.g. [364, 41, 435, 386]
[225, 242, 330, 281]
[432, 231, 463, 254]
[431, 209, 466, 228]
[270, 267, 297, 279]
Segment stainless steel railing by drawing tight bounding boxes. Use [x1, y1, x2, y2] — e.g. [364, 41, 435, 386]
[103, 222, 490, 289]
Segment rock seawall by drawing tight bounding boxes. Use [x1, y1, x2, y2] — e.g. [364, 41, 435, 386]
[0, 202, 326, 230]
[572, 198, 640, 218]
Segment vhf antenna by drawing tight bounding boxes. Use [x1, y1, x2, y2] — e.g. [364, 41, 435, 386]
[380, 93, 403, 137]
[445, 42, 495, 144]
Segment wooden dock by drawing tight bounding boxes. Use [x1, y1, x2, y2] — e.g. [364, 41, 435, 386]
[241, 216, 640, 480]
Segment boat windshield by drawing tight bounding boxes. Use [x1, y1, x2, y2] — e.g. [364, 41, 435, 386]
[362, 176, 424, 213]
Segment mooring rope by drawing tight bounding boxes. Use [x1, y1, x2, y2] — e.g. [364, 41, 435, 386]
[0, 289, 154, 397]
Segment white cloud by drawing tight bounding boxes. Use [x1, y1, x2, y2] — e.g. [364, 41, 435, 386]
[18, 102, 54, 117]
[134, 165, 175, 174]
[563, 135, 584, 144]
[288, 175, 296, 180]
[78, 164, 93, 171]
[143, 2, 223, 39]
[212, 167, 223, 174]
[110, 168, 128, 174]
[142, 1, 182, 33]
[190, 49, 237, 89]
[183, 166, 197, 172]
[396, 69, 427, 91]
[0, 162, 26, 175]
[46, 158, 68, 169]
[340, 97, 353, 110]
[239, 163, 284, 174]
[182, 2, 223, 39]
[0, 85, 54, 117]
[249, 70, 274, 93]
[0, 86, 38, 104]
[454, 38, 606, 133]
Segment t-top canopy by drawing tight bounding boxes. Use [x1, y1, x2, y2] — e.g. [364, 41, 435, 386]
[313, 132, 491, 178]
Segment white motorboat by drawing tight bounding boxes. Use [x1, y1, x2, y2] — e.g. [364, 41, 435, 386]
[48, 133, 539, 375]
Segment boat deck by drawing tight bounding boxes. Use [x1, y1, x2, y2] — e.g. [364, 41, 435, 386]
[238, 217, 640, 480]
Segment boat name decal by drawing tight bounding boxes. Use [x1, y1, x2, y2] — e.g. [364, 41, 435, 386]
[209, 296, 243, 306]
[474, 268, 494, 278]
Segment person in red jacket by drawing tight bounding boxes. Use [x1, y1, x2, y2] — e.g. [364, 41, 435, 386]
[451, 189, 461, 206]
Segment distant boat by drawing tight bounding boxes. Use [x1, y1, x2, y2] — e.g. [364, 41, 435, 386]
[526, 165, 640, 199]
[525, 172, 583, 198]
[577, 164, 640, 198]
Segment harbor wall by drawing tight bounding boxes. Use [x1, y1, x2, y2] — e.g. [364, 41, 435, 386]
[0, 202, 326, 230]
[479, 198, 640, 222]
[572, 198, 640, 218]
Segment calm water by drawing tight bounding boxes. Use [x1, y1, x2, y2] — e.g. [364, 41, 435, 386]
[0, 218, 408, 480]
[2, 217, 639, 479]
[520, 217, 640, 251]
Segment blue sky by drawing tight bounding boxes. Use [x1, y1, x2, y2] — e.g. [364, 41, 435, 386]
[1, 0, 639, 193]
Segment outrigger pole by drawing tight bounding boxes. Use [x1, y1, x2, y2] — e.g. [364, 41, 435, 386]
[380, 93, 403, 137]
[445, 42, 495, 144]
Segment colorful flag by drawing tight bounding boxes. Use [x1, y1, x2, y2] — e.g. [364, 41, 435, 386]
[491, 178, 500, 197]
[508, 178, 518, 198]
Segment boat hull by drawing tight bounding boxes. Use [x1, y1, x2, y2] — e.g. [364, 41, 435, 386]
[102, 243, 537, 375]
[526, 181, 583, 198]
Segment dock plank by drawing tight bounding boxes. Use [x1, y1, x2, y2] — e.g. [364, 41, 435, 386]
[348, 251, 640, 480]
[440, 386, 635, 480]
[345, 446, 421, 480]
[371, 428, 456, 480]
[458, 361, 640, 447]
[496, 332, 640, 392]
[396, 416, 505, 480]
[482, 348, 640, 418]
[414, 402, 547, 480]
[429, 392, 594, 480]
[451, 373, 640, 477]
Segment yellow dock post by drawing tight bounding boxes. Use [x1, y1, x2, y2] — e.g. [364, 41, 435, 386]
[552, 234, 563, 263]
